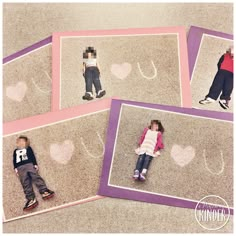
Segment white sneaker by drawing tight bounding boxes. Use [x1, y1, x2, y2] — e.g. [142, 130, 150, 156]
[199, 97, 215, 105]
[139, 173, 146, 181]
[219, 100, 229, 109]
[96, 90, 106, 98]
[133, 170, 139, 180]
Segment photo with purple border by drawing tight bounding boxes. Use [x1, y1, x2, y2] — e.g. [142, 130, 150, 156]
[98, 99, 233, 215]
[3, 36, 52, 64]
[187, 26, 233, 78]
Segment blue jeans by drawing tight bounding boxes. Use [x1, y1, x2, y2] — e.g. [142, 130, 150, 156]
[135, 153, 153, 172]
[84, 66, 102, 94]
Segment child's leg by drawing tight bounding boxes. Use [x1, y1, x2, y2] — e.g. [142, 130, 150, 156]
[220, 72, 233, 101]
[17, 165, 35, 200]
[135, 154, 146, 173]
[84, 69, 93, 94]
[92, 69, 102, 93]
[92, 68, 106, 98]
[206, 71, 225, 100]
[141, 155, 153, 175]
[27, 164, 48, 194]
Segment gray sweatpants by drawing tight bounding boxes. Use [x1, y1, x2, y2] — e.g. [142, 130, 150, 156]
[17, 163, 48, 200]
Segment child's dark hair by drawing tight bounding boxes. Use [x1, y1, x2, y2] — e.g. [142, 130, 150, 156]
[148, 120, 164, 133]
[17, 135, 30, 145]
[83, 46, 97, 59]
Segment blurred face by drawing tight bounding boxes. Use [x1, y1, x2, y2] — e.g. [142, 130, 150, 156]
[151, 122, 159, 131]
[17, 138, 27, 148]
[87, 52, 92, 58]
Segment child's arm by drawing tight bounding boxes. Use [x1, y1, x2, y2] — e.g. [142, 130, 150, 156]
[154, 132, 164, 153]
[96, 62, 101, 74]
[13, 150, 18, 175]
[13, 150, 16, 169]
[83, 62, 86, 74]
[27, 146, 38, 166]
[217, 54, 225, 70]
[138, 128, 148, 146]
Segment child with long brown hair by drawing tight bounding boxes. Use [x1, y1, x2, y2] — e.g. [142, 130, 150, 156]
[133, 120, 164, 181]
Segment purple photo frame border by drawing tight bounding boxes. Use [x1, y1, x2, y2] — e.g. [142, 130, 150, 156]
[98, 99, 233, 215]
[3, 36, 52, 64]
[188, 26, 233, 78]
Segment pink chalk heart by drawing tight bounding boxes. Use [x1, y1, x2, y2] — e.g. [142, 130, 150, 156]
[6, 81, 27, 102]
[171, 144, 195, 167]
[50, 140, 75, 164]
[111, 63, 132, 79]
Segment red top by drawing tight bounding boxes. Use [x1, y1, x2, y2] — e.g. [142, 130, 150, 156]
[138, 127, 164, 153]
[220, 53, 234, 73]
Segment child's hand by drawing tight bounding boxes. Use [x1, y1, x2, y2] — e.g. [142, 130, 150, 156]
[135, 147, 140, 155]
[14, 168, 19, 176]
[154, 151, 161, 157]
[34, 165, 39, 171]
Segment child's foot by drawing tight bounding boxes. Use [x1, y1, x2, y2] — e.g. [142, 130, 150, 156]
[23, 198, 38, 211]
[96, 90, 106, 98]
[82, 92, 94, 101]
[133, 170, 140, 180]
[139, 173, 146, 181]
[199, 97, 215, 105]
[41, 189, 55, 200]
[219, 100, 229, 110]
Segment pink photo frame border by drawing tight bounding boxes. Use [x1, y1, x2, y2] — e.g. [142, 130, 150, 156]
[2, 98, 112, 222]
[52, 27, 192, 111]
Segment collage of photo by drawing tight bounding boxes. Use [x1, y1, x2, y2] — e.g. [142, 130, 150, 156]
[2, 2, 234, 233]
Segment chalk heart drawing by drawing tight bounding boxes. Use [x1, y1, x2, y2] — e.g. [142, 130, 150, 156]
[111, 63, 132, 80]
[171, 144, 195, 167]
[6, 81, 27, 102]
[50, 140, 75, 164]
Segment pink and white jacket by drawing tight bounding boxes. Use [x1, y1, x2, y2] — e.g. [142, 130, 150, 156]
[138, 127, 164, 157]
